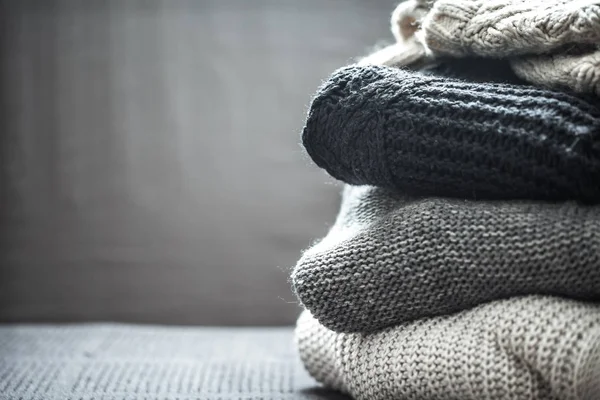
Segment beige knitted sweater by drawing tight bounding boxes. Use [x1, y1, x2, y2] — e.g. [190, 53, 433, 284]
[296, 296, 600, 400]
[364, 0, 600, 96]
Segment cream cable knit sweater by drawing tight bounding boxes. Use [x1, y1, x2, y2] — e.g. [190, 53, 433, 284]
[296, 296, 600, 400]
[511, 50, 600, 95]
[422, 0, 600, 57]
[369, 0, 600, 95]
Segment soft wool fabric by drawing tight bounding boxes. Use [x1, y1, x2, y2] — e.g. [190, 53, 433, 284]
[296, 296, 600, 400]
[302, 64, 600, 202]
[423, 0, 600, 58]
[511, 48, 600, 95]
[358, 0, 432, 68]
[381, 0, 600, 95]
[421, 56, 529, 85]
[291, 185, 600, 333]
[358, 40, 427, 69]
[424, 0, 600, 95]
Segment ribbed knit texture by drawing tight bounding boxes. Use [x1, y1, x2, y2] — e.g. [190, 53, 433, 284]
[302, 64, 600, 202]
[291, 185, 600, 333]
[296, 296, 600, 400]
[0, 325, 347, 400]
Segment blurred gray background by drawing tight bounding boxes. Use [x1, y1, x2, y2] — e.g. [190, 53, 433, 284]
[0, 0, 396, 326]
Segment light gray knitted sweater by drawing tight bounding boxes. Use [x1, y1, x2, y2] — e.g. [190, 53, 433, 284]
[296, 296, 600, 400]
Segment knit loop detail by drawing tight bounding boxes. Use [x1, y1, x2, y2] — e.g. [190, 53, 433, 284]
[295, 297, 600, 400]
[511, 48, 600, 96]
[292, 185, 600, 333]
[302, 64, 600, 203]
[424, 0, 600, 58]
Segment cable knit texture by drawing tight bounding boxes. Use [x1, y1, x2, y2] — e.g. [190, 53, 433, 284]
[423, 0, 600, 57]
[423, 0, 600, 95]
[384, 0, 600, 94]
[512, 48, 600, 96]
[296, 296, 600, 400]
[302, 64, 600, 202]
[291, 185, 600, 333]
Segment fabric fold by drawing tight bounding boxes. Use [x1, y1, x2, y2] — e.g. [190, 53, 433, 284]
[381, 0, 600, 95]
[302, 64, 600, 202]
[422, 0, 600, 58]
[291, 185, 600, 333]
[511, 48, 600, 95]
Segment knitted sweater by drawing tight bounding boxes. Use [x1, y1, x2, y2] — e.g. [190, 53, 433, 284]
[422, 0, 600, 58]
[383, 0, 600, 95]
[510, 49, 600, 96]
[296, 296, 600, 400]
[291, 185, 600, 333]
[302, 64, 600, 202]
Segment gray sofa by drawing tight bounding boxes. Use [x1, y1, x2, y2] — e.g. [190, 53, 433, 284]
[0, 0, 396, 398]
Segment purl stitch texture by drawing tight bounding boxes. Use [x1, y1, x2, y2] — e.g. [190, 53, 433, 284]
[302, 64, 600, 202]
[291, 185, 600, 333]
[296, 296, 600, 400]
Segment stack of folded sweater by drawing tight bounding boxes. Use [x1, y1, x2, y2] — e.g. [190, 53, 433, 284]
[291, 1, 600, 399]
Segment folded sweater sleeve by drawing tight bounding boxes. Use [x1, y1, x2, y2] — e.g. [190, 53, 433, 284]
[302, 64, 600, 202]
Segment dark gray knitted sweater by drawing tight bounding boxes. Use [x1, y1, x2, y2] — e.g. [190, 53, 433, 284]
[291, 185, 600, 333]
[302, 64, 600, 203]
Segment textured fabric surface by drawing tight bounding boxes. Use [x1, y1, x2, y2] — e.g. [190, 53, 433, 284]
[423, 0, 600, 57]
[302, 64, 600, 203]
[296, 296, 600, 400]
[423, 0, 600, 95]
[420, 57, 529, 85]
[358, 47, 531, 94]
[511, 48, 600, 95]
[381, 0, 600, 95]
[291, 185, 600, 333]
[0, 324, 349, 400]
